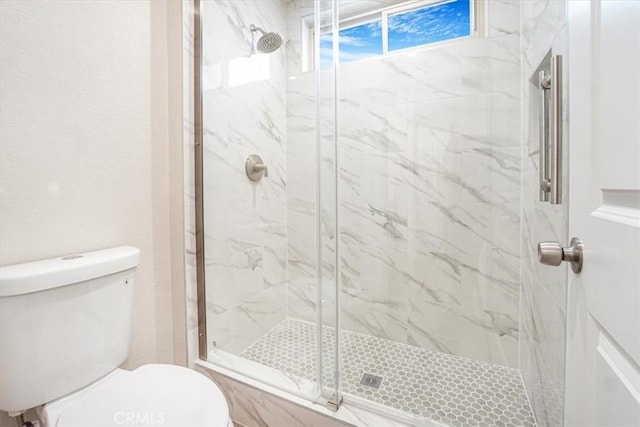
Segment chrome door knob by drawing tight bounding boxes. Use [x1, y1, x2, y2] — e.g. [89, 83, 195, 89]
[538, 241, 563, 266]
[537, 237, 583, 273]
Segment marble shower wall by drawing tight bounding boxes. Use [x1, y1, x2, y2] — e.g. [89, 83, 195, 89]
[519, 1, 568, 425]
[286, 0, 522, 368]
[202, 0, 289, 354]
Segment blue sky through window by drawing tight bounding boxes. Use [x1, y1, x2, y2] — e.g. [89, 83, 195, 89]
[388, 0, 471, 51]
[320, 20, 382, 68]
[319, 0, 471, 67]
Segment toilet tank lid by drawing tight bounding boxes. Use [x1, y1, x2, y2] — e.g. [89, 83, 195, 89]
[0, 246, 140, 297]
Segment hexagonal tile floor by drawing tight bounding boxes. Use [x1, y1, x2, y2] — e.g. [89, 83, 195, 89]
[242, 318, 536, 427]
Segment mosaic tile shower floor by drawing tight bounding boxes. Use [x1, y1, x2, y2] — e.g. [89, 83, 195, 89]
[241, 318, 536, 427]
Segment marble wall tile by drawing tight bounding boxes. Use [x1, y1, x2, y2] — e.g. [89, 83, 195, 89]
[284, 0, 523, 368]
[488, 0, 520, 37]
[519, 1, 568, 424]
[209, 284, 288, 354]
[287, 277, 317, 322]
[407, 295, 519, 367]
[342, 287, 410, 344]
[201, 0, 289, 354]
[520, 0, 566, 76]
[520, 272, 565, 426]
[198, 368, 353, 427]
[339, 33, 521, 107]
[197, 363, 420, 427]
[284, 0, 314, 79]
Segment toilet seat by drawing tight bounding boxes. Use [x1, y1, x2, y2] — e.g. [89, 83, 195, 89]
[39, 364, 230, 427]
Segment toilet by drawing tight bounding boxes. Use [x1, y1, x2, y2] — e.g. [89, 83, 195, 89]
[0, 246, 232, 427]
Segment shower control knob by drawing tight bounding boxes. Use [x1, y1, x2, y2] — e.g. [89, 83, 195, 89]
[246, 154, 268, 182]
[537, 237, 583, 273]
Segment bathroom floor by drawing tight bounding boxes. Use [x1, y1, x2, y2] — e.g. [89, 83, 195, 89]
[241, 318, 536, 427]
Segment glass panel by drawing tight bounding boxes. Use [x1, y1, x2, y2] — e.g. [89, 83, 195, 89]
[316, 0, 342, 407]
[199, 0, 322, 401]
[320, 20, 383, 68]
[199, 0, 345, 409]
[388, 0, 471, 51]
[334, 0, 536, 425]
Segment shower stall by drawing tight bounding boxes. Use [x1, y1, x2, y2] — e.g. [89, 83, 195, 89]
[188, 1, 569, 426]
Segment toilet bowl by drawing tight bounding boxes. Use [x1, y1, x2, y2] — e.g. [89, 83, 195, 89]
[0, 247, 232, 427]
[37, 365, 232, 427]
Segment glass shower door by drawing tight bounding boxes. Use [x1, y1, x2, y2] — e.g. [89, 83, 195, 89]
[314, 0, 342, 409]
[197, 0, 322, 401]
[196, 0, 343, 409]
[328, 0, 539, 425]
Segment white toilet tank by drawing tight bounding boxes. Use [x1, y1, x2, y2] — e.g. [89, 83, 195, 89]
[0, 246, 140, 413]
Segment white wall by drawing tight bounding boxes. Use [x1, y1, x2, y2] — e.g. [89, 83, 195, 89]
[0, 0, 183, 422]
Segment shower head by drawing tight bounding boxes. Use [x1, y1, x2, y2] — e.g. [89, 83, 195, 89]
[250, 24, 283, 54]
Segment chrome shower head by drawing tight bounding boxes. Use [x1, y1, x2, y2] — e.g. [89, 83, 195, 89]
[250, 24, 283, 54]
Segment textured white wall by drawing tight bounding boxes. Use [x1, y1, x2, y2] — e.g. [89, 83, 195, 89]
[0, 2, 181, 423]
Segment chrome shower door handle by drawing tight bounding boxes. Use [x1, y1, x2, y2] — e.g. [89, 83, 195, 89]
[549, 55, 563, 204]
[539, 70, 551, 201]
[537, 54, 563, 204]
[538, 237, 583, 273]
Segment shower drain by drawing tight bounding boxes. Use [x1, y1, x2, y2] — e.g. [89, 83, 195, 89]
[360, 373, 383, 389]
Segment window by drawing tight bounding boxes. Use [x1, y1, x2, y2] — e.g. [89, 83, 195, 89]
[304, 0, 481, 70]
[319, 20, 382, 68]
[387, 0, 471, 51]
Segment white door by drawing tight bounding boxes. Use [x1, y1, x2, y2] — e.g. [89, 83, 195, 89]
[564, 1, 640, 426]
